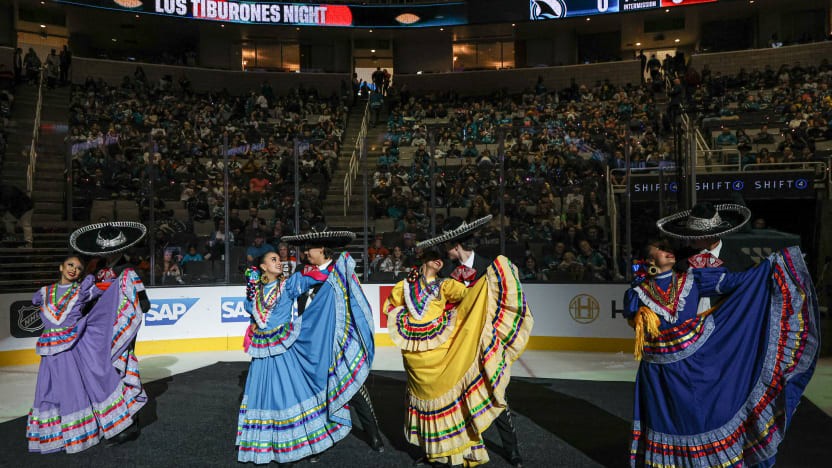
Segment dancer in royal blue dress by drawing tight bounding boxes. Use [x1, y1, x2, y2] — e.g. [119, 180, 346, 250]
[236, 230, 375, 464]
[624, 234, 819, 467]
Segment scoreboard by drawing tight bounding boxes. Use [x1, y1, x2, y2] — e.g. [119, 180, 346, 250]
[530, 0, 718, 21]
[53, 0, 719, 28]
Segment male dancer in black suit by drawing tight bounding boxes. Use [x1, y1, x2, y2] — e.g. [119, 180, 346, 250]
[439, 216, 524, 468]
[286, 232, 385, 459]
[657, 202, 754, 314]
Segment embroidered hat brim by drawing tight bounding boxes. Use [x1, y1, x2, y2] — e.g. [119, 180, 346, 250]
[417, 215, 493, 249]
[656, 204, 751, 240]
[69, 221, 148, 256]
[281, 230, 356, 248]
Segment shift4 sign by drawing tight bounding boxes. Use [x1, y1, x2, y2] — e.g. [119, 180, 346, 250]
[145, 298, 199, 326]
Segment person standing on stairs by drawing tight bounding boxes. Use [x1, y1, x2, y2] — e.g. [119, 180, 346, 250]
[0, 182, 34, 248]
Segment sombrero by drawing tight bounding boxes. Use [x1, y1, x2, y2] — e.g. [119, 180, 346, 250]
[70, 221, 148, 256]
[281, 225, 356, 248]
[656, 203, 751, 240]
[417, 215, 492, 249]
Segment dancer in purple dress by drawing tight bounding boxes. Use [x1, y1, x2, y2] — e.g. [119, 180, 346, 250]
[27, 222, 149, 454]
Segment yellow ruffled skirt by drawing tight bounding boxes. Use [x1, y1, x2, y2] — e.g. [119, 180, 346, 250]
[388, 256, 533, 467]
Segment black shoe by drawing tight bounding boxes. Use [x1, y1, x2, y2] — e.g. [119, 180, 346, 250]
[106, 421, 140, 446]
[369, 435, 385, 453]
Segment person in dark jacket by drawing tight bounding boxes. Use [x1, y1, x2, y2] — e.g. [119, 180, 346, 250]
[0, 183, 34, 248]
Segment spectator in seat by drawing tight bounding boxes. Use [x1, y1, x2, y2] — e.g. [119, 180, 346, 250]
[715, 127, 738, 147]
[181, 245, 204, 265]
[577, 239, 608, 281]
[519, 255, 546, 282]
[368, 236, 390, 270]
[753, 125, 775, 144]
[378, 245, 406, 275]
[245, 232, 275, 264]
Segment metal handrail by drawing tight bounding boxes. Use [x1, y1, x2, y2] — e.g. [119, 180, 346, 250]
[26, 67, 45, 196]
[697, 148, 742, 169]
[742, 161, 827, 177]
[343, 100, 370, 215]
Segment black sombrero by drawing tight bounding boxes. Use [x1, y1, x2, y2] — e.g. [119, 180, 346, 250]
[70, 221, 148, 256]
[417, 215, 492, 249]
[281, 226, 356, 248]
[656, 203, 751, 241]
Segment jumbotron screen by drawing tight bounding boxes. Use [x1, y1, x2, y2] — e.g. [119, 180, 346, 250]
[54, 0, 468, 28]
[53, 0, 718, 27]
[529, 0, 718, 20]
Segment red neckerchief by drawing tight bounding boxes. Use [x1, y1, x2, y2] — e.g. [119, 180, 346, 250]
[688, 253, 724, 269]
[450, 265, 477, 283]
[302, 262, 334, 281]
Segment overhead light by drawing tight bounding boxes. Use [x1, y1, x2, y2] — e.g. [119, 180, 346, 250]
[221, 24, 225, 28]
[369, 29, 373, 33]
[586, 17, 590, 21]
[511, 23, 516, 27]
[416, 71, 423, 75]
[395, 13, 420, 25]
[40, 24, 46, 28]
[674, 38, 680, 43]
[135, 14, 140, 19]
[439, 28, 444, 31]
[666, 9, 670, 13]
[370, 49, 376, 53]
[636, 42, 642, 46]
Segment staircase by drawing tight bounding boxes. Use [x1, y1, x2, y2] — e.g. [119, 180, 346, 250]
[320, 99, 392, 277]
[0, 83, 73, 292]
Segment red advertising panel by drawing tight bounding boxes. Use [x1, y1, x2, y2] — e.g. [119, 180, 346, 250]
[660, 0, 718, 7]
[378, 285, 394, 328]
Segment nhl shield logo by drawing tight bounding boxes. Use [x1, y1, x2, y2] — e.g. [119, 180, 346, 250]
[11, 301, 43, 338]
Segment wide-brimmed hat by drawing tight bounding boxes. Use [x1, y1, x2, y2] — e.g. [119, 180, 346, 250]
[417, 215, 492, 249]
[70, 221, 147, 256]
[656, 202, 751, 240]
[281, 226, 355, 248]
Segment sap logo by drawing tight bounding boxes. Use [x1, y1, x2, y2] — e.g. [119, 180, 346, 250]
[145, 298, 199, 326]
[221, 297, 250, 323]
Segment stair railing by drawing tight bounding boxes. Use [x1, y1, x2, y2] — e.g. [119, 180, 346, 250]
[343, 100, 370, 215]
[26, 67, 46, 197]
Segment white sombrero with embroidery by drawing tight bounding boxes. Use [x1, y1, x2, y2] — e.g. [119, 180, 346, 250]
[417, 215, 493, 249]
[70, 221, 148, 256]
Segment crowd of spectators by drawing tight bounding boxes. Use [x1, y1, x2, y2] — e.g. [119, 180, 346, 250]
[67, 70, 348, 282]
[362, 57, 832, 282]
[57, 53, 832, 285]
[363, 77, 672, 281]
[674, 59, 832, 167]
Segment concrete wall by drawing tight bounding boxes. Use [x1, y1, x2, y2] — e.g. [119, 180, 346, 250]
[688, 41, 832, 75]
[71, 57, 348, 96]
[395, 59, 642, 95]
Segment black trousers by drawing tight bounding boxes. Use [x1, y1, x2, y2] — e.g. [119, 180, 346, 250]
[486, 404, 521, 461]
[349, 384, 382, 442]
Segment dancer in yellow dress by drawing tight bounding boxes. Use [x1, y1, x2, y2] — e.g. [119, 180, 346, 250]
[383, 248, 533, 467]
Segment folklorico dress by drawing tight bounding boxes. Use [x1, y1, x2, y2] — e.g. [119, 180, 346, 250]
[383, 255, 534, 467]
[624, 247, 819, 467]
[236, 252, 376, 464]
[27, 269, 147, 454]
